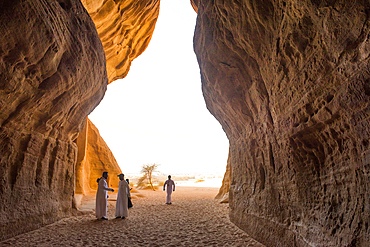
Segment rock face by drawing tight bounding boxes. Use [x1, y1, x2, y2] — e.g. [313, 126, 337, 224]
[194, 1, 370, 246]
[0, 0, 107, 240]
[190, 0, 199, 13]
[75, 118, 121, 196]
[81, 0, 160, 83]
[215, 147, 231, 200]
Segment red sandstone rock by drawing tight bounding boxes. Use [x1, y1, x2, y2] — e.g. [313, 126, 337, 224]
[75, 118, 122, 196]
[81, 0, 160, 83]
[194, 1, 370, 246]
[0, 0, 107, 240]
[215, 147, 231, 200]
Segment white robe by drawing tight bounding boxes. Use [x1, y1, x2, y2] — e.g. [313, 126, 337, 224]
[163, 179, 175, 203]
[95, 177, 113, 219]
[115, 180, 130, 218]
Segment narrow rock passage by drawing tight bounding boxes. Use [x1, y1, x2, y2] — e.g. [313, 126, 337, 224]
[1, 187, 265, 246]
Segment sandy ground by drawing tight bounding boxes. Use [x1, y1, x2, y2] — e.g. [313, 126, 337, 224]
[0, 187, 265, 247]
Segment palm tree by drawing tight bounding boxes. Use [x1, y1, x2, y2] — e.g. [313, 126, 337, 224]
[141, 163, 159, 191]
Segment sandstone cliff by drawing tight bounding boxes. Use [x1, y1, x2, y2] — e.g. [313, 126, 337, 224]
[194, 1, 370, 246]
[75, 118, 121, 196]
[81, 0, 160, 83]
[215, 147, 231, 200]
[0, 0, 108, 240]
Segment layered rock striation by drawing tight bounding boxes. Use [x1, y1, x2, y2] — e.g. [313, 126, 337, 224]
[81, 0, 160, 83]
[0, 0, 161, 240]
[0, 0, 107, 240]
[194, 0, 370, 246]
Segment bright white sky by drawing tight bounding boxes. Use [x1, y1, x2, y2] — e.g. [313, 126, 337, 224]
[89, 0, 229, 176]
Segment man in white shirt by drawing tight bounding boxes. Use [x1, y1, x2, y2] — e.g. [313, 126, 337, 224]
[163, 175, 175, 204]
[95, 172, 114, 220]
[115, 173, 131, 219]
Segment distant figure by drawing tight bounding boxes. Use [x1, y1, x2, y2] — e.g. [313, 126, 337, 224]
[126, 178, 133, 208]
[115, 174, 131, 219]
[163, 175, 175, 204]
[96, 171, 114, 220]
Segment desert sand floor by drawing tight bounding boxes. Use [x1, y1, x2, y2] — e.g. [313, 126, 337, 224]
[0, 187, 265, 247]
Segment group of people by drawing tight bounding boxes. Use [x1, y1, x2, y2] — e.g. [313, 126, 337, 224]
[95, 172, 175, 220]
[95, 172, 132, 220]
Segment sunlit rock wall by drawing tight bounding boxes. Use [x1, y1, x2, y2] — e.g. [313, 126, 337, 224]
[76, 0, 160, 193]
[194, 0, 370, 246]
[191, 0, 199, 13]
[75, 118, 121, 196]
[0, 0, 107, 240]
[76, 0, 160, 199]
[215, 147, 231, 200]
[81, 0, 160, 83]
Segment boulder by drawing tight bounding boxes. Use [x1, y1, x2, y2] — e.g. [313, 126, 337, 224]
[220, 192, 229, 204]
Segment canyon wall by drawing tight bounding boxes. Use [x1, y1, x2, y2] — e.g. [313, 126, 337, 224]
[0, 0, 108, 240]
[75, 118, 121, 196]
[194, 0, 370, 246]
[0, 0, 161, 240]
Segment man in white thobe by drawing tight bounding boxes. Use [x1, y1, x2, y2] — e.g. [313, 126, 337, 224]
[163, 175, 175, 204]
[95, 171, 114, 220]
[115, 173, 131, 219]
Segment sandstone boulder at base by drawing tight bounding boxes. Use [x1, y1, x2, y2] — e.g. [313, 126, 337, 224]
[220, 192, 229, 204]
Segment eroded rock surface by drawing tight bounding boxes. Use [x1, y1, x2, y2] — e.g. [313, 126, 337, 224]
[75, 118, 121, 196]
[191, 0, 199, 13]
[81, 0, 160, 83]
[194, 1, 370, 246]
[0, 0, 107, 240]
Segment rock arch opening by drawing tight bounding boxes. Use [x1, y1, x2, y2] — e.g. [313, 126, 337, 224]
[1, 0, 370, 246]
[87, 0, 229, 191]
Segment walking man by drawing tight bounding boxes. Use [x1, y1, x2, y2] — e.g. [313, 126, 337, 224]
[163, 175, 175, 204]
[95, 171, 114, 220]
